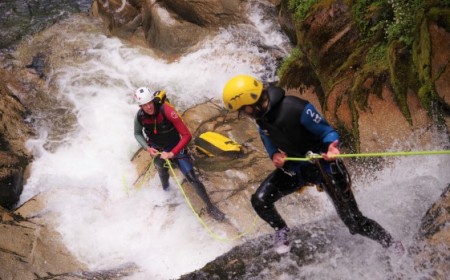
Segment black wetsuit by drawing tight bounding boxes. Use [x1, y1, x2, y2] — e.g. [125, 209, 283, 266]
[251, 86, 394, 248]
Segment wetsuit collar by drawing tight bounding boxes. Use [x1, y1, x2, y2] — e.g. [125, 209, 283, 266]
[258, 86, 285, 120]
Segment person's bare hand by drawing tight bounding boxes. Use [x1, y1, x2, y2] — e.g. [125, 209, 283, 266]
[147, 147, 159, 157]
[322, 140, 340, 161]
[272, 152, 286, 168]
[160, 151, 174, 160]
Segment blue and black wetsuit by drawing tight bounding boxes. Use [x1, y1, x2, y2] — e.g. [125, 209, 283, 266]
[251, 86, 393, 248]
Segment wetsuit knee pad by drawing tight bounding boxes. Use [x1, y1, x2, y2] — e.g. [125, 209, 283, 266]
[250, 192, 266, 210]
[251, 179, 281, 211]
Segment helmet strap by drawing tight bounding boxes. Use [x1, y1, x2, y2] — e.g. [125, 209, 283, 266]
[237, 91, 269, 119]
[252, 91, 269, 118]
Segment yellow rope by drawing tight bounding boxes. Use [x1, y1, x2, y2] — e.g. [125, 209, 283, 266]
[122, 173, 130, 194]
[285, 149, 450, 161]
[164, 159, 259, 243]
[122, 158, 155, 194]
[134, 158, 155, 189]
[123, 153, 259, 242]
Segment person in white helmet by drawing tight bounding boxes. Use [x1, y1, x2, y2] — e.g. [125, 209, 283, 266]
[133, 87, 225, 221]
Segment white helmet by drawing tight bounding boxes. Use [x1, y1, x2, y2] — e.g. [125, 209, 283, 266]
[134, 87, 154, 105]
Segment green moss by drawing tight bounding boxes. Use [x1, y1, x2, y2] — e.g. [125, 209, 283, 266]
[278, 0, 449, 151]
[288, 0, 320, 20]
[352, 43, 389, 108]
[333, 45, 366, 79]
[333, 92, 360, 152]
[418, 83, 434, 109]
[277, 47, 303, 80]
[366, 43, 389, 67]
[385, 0, 424, 46]
[427, 7, 450, 32]
[351, 0, 391, 42]
[350, 74, 369, 110]
[387, 41, 413, 124]
[412, 17, 433, 110]
[277, 47, 326, 105]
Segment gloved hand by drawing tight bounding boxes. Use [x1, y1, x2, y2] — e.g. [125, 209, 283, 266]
[322, 140, 340, 161]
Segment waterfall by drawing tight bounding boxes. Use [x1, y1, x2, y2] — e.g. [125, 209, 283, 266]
[17, 2, 295, 279]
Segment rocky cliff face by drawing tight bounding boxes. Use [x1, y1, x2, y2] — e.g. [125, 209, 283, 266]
[91, 0, 243, 56]
[277, 0, 450, 152]
[0, 70, 32, 209]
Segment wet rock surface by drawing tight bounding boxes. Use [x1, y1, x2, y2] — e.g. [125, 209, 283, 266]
[0, 0, 91, 49]
[91, 0, 243, 56]
[0, 69, 32, 209]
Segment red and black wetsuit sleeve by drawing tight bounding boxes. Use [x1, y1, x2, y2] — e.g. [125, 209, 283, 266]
[163, 104, 192, 155]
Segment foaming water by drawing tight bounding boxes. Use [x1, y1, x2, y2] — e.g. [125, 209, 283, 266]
[285, 132, 450, 279]
[20, 2, 291, 279]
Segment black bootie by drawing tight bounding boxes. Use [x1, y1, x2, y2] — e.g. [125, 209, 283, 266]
[185, 170, 225, 221]
[156, 166, 170, 191]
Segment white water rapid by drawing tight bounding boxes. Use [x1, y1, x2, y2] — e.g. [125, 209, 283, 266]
[18, 2, 291, 279]
[17, 2, 449, 280]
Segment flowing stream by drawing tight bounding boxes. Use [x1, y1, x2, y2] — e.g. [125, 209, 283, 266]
[9, 1, 450, 279]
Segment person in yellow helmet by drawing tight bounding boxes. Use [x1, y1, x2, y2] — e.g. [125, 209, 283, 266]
[222, 75, 403, 254]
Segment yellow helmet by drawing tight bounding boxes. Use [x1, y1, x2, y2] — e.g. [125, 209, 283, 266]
[222, 75, 263, 111]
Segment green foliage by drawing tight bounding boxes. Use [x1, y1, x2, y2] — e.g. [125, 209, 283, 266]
[387, 42, 413, 124]
[418, 82, 434, 110]
[351, 0, 391, 41]
[351, 0, 424, 47]
[290, 0, 429, 47]
[288, 0, 319, 20]
[277, 47, 303, 78]
[279, 0, 448, 149]
[366, 43, 388, 69]
[385, 0, 424, 46]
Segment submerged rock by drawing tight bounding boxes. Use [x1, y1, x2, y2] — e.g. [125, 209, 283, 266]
[179, 221, 336, 280]
[25, 52, 47, 79]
